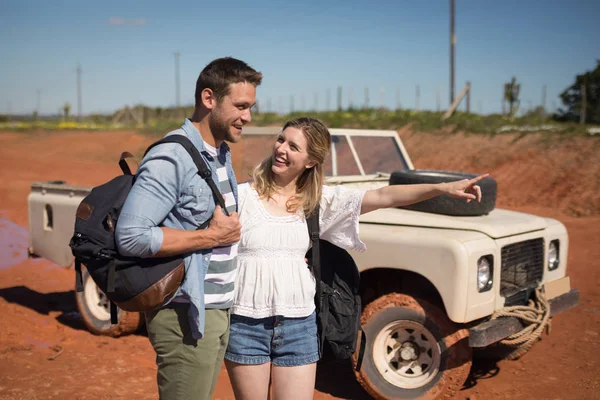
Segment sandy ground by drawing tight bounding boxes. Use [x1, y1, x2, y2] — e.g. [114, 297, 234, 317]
[0, 128, 598, 400]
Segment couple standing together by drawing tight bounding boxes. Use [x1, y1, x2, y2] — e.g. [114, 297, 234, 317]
[115, 57, 486, 400]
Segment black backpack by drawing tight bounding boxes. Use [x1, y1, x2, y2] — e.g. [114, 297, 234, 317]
[69, 135, 226, 324]
[306, 206, 366, 371]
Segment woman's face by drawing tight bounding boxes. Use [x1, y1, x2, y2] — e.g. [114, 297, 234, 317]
[271, 127, 315, 181]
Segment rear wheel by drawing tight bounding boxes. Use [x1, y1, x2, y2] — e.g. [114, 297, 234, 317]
[353, 293, 472, 400]
[75, 267, 144, 337]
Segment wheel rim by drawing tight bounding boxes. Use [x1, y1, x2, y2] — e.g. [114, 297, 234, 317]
[84, 276, 111, 321]
[372, 320, 441, 389]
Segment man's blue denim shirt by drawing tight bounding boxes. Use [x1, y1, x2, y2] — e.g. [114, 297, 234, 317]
[115, 119, 238, 339]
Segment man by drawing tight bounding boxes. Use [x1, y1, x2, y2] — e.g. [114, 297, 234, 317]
[116, 57, 262, 399]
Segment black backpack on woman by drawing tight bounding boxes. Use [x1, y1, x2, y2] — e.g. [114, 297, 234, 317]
[306, 207, 366, 371]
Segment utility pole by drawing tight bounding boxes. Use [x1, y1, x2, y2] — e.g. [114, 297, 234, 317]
[580, 83, 587, 124]
[337, 86, 342, 111]
[466, 81, 471, 113]
[415, 85, 420, 111]
[36, 89, 41, 114]
[502, 84, 506, 115]
[450, 0, 456, 105]
[174, 52, 181, 109]
[77, 64, 82, 121]
[542, 84, 547, 111]
[364, 87, 369, 109]
[348, 87, 353, 109]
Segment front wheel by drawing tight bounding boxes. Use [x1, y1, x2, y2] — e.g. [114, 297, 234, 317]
[75, 266, 144, 337]
[353, 293, 472, 400]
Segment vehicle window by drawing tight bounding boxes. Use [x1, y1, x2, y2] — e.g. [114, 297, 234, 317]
[324, 136, 361, 176]
[351, 136, 408, 174]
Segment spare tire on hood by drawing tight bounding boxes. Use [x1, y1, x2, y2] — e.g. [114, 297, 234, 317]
[389, 170, 497, 216]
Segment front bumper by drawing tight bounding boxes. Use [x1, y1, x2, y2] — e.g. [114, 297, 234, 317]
[468, 288, 580, 348]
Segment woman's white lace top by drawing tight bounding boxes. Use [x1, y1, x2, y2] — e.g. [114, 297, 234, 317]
[231, 182, 366, 319]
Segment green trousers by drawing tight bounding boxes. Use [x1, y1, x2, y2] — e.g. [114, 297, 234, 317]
[145, 305, 230, 400]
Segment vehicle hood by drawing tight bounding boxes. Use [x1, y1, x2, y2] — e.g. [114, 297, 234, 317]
[359, 208, 548, 239]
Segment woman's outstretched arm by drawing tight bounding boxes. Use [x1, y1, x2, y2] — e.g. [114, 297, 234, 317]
[360, 174, 489, 215]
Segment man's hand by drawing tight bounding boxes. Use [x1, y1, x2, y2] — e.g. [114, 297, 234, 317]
[208, 205, 241, 247]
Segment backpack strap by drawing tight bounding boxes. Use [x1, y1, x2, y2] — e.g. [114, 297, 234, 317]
[74, 258, 84, 292]
[307, 206, 324, 353]
[118, 152, 137, 175]
[307, 207, 322, 310]
[144, 135, 228, 230]
[355, 328, 366, 372]
[110, 302, 118, 324]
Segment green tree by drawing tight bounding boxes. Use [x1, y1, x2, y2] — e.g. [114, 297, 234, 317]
[558, 60, 600, 124]
[504, 77, 521, 117]
[63, 102, 71, 120]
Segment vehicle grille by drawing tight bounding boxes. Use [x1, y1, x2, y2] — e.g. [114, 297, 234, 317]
[500, 238, 544, 298]
[503, 289, 531, 306]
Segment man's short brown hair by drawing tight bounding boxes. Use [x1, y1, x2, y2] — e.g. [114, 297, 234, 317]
[195, 57, 262, 106]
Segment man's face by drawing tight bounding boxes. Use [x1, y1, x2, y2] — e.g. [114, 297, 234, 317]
[209, 81, 256, 144]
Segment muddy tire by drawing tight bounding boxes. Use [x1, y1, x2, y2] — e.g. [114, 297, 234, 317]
[390, 170, 497, 216]
[75, 267, 144, 337]
[352, 293, 472, 400]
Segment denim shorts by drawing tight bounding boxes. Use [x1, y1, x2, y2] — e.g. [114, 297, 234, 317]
[225, 312, 320, 367]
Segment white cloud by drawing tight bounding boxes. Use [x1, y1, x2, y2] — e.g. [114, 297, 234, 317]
[107, 17, 148, 26]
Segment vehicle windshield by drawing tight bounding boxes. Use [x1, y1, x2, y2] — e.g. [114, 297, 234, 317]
[240, 128, 409, 180]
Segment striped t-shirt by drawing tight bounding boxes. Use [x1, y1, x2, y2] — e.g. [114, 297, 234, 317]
[171, 141, 238, 308]
[202, 141, 238, 309]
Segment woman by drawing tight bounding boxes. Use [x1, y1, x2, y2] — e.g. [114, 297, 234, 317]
[224, 117, 487, 400]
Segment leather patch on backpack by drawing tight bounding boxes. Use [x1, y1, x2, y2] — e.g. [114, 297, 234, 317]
[76, 202, 93, 220]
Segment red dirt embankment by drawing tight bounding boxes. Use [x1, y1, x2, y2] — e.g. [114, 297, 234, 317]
[0, 128, 598, 400]
[401, 128, 600, 217]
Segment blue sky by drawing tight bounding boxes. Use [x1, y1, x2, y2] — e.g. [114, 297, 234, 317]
[1, 0, 599, 116]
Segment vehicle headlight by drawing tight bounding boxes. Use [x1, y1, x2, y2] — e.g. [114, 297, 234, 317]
[548, 240, 559, 271]
[477, 255, 493, 292]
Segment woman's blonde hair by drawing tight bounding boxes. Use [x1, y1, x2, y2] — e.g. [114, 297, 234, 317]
[252, 117, 331, 217]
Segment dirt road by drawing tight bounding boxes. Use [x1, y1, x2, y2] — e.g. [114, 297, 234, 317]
[0, 129, 598, 399]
